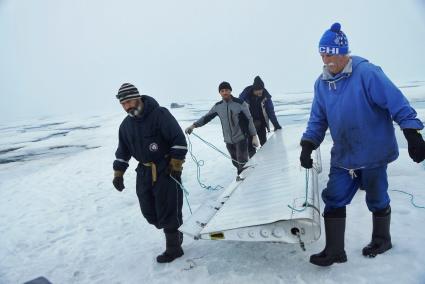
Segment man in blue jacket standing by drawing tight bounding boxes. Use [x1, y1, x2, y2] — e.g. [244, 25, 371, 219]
[112, 83, 188, 263]
[300, 23, 425, 266]
[240, 76, 282, 157]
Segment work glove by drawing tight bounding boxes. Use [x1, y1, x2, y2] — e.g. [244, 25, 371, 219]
[185, 124, 196, 135]
[403, 129, 425, 163]
[112, 171, 125, 192]
[252, 135, 260, 148]
[300, 140, 316, 169]
[167, 158, 184, 179]
[274, 125, 282, 131]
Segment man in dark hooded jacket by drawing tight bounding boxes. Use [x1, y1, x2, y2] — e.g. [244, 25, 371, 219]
[239, 76, 282, 157]
[112, 83, 188, 263]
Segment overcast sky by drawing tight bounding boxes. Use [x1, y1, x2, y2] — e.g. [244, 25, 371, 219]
[1, 0, 425, 122]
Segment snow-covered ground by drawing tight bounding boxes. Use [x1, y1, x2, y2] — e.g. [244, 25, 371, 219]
[1, 84, 425, 284]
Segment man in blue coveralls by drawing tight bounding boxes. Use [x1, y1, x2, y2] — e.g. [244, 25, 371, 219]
[300, 23, 425, 266]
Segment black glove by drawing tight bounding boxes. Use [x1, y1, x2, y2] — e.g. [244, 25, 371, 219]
[403, 129, 425, 163]
[113, 177, 125, 191]
[274, 125, 282, 131]
[300, 140, 316, 169]
[112, 171, 125, 191]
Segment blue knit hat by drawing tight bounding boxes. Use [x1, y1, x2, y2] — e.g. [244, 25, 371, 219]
[319, 23, 349, 55]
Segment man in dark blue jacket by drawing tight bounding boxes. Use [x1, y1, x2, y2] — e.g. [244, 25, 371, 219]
[112, 83, 188, 263]
[300, 23, 425, 266]
[239, 76, 282, 157]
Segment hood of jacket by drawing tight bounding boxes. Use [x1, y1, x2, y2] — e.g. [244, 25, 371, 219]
[131, 95, 159, 120]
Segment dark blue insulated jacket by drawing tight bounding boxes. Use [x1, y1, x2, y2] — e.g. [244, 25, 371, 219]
[239, 86, 281, 131]
[113, 95, 187, 173]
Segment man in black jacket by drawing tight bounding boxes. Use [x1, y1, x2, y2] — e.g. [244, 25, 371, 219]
[239, 76, 282, 157]
[112, 83, 188, 263]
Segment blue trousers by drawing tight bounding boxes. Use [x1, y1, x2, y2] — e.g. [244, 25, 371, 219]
[322, 165, 390, 213]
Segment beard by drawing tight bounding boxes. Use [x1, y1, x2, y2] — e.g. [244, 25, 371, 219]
[127, 101, 143, 117]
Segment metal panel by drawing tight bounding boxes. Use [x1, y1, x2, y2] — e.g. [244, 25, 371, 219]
[179, 129, 321, 243]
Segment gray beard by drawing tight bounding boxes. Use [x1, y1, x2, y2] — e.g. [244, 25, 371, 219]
[127, 104, 143, 117]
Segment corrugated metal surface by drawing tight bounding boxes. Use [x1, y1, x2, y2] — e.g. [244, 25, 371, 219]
[200, 130, 318, 233]
[179, 128, 321, 242]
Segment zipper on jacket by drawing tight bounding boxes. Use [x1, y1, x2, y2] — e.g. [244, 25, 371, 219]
[230, 110, 235, 127]
[227, 103, 234, 144]
[260, 97, 269, 128]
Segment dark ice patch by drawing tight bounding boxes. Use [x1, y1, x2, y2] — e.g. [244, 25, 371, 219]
[0, 145, 101, 164]
[31, 131, 70, 142]
[21, 122, 66, 132]
[0, 146, 23, 155]
[0, 152, 44, 164]
[48, 145, 100, 150]
[24, 276, 52, 284]
[29, 125, 101, 142]
[57, 125, 100, 131]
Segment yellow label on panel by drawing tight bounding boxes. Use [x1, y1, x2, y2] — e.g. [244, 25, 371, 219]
[210, 232, 225, 240]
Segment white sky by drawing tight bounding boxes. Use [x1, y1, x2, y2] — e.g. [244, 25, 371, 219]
[1, 0, 425, 122]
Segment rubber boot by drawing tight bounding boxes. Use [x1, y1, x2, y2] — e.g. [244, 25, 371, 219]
[156, 230, 184, 263]
[178, 231, 184, 245]
[362, 206, 392, 257]
[310, 207, 347, 266]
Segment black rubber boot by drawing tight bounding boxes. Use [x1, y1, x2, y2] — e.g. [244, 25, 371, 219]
[156, 230, 184, 263]
[362, 206, 392, 257]
[178, 231, 184, 245]
[310, 207, 347, 266]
